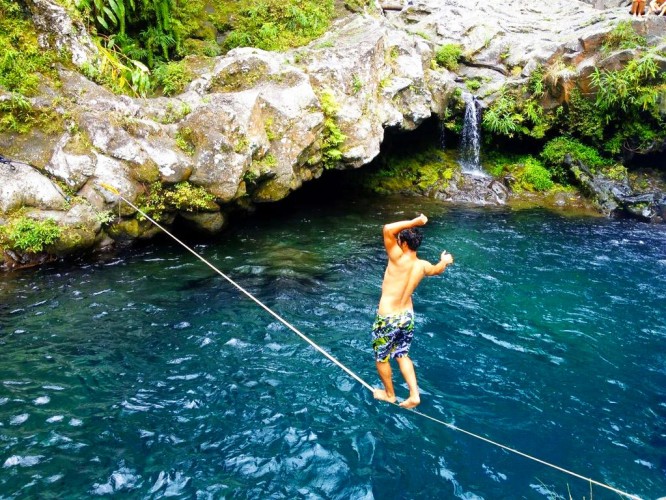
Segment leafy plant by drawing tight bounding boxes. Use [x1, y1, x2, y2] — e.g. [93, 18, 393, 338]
[482, 93, 520, 137]
[94, 42, 151, 95]
[351, 74, 363, 95]
[0, 217, 61, 254]
[75, 0, 190, 62]
[0, 93, 33, 133]
[541, 136, 612, 182]
[601, 21, 646, 53]
[528, 64, 545, 97]
[592, 51, 661, 114]
[590, 49, 666, 154]
[95, 210, 116, 225]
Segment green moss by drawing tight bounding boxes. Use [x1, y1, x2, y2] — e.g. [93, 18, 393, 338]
[485, 153, 553, 192]
[0, 1, 59, 97]
[361, 146, 457, 195]
[465, 79, 481, 92]
[520, 157, 554, 191]
[222, 0, 334, 52]
[160, 101, 191, 124]
[132, 160, 161, 183]
[603, 164, 628, 181]
[175, 127, 196, 155]
[63, 129, 93, 156]
[255, 153, 277, 169]
[107, 218, 144, 239]
[264, 117, 277, 141]
[153, 61, 192, 96]
[541, 137, 613, 183]
[137, 181, 217, 221]
[234, 136, 250, 154]
[0, 216, 61, 254]
[210, 60, 269, 93]
[344, 0, 372, 13]
[434, 43, 463, 71]
[319, 89, 347, 169]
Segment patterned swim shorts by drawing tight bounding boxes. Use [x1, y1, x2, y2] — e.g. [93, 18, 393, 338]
[371, 310, 415, 363]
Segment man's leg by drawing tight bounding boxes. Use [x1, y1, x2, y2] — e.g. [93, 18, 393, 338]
[396, 356, 420, 408]
[374, 360, 396, 403]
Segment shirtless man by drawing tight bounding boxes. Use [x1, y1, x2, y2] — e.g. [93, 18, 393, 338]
[371, 214, 453, 409]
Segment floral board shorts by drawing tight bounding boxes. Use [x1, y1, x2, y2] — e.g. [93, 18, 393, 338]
[371, 310, 415, 363]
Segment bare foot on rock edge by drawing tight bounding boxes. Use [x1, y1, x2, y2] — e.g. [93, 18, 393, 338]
[399, 395, 420, 409]
[373, 389, 396, 403]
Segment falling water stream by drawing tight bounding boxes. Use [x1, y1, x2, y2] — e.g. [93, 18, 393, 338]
[459, 93, 483, 174]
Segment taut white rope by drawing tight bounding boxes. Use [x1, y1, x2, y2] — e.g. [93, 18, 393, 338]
[97, 184, 643, 500]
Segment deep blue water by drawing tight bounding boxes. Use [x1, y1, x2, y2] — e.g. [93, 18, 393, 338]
[1, 193, 665, 499]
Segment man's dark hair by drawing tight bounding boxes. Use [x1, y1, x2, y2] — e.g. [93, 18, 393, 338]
[397, 228, 423, 250]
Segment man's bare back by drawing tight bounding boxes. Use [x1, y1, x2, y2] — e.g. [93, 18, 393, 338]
[371, 214, 453, 409]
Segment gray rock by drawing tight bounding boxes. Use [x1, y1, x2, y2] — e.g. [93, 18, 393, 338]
[436, 172, 509, 205]
[0, 161, 67, 213]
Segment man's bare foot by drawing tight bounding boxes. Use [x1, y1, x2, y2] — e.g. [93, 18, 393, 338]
[399, 395, 420, 409]
[373, 389, 396, 403]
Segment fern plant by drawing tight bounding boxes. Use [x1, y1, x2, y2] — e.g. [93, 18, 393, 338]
[482, 93, 521, 137]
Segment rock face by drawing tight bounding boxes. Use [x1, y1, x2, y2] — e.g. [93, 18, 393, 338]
[568, 159, 666, 222]
[0, 0, 664, 267]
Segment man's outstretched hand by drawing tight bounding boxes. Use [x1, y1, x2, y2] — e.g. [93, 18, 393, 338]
[441, 251, 454, 265]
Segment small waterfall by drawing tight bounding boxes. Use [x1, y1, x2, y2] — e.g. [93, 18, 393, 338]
[459, 93, 483, 174]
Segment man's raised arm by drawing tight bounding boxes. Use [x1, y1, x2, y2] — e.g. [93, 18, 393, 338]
[383, 214, 428, 250]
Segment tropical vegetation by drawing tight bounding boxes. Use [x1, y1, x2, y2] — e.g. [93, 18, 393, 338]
[0, 216, 62, 254]
[57, 0, 340, 96]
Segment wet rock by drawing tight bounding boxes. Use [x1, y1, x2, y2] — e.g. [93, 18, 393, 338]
[566, 158, 665, 221]
[179, 211, 226, 234]
[435, 172, 509, 205]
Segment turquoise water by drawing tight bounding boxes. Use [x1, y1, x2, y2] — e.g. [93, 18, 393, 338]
[1, 191, 665, 499]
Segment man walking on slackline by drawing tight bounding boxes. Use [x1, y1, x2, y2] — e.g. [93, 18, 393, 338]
[372, 214, 454, 408]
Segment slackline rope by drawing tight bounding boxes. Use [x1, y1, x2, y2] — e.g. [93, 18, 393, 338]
[97, 183, 642, 500]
